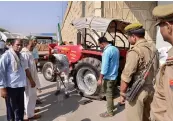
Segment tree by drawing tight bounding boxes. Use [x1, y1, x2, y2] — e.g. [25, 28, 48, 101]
[0, 28, 9, 32]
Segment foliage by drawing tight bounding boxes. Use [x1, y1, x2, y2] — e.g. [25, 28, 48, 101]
[0, 28, 9, 32]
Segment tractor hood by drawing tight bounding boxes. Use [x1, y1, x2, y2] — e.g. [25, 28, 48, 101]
[71, 16, 130, 34]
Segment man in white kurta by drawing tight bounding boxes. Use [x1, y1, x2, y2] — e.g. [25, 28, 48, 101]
[21, 41, 41, 119]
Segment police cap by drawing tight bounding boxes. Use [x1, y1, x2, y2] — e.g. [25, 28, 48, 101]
[124, 23, 145, 35]
[152, 4, 173, 26]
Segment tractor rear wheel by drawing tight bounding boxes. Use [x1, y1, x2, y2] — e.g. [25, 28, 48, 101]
[42, 62, 56, 82]
[74, 57, 101, 96]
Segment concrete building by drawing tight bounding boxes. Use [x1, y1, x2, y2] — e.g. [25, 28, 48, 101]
[61, 1, 157, 45]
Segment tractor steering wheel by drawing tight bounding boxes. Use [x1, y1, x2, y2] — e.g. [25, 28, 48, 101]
[86, 41, 96, 49]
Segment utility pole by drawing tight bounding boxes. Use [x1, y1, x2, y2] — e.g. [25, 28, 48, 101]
[57, 16, 63, 44]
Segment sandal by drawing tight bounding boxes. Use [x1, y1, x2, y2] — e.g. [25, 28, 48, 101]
[34, 109, 40, 113]
[99, 112, 114, 118]
[28, 114, 41, 120]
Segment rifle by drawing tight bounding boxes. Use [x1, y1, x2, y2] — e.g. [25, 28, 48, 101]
[126, 51, 158, 102]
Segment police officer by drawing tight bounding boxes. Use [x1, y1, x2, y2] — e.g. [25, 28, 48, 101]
[119, 23, 159, 121]
[151, 4, 173, 121]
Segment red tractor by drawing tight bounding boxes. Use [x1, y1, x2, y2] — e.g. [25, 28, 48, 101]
[42, 17, 130, 97]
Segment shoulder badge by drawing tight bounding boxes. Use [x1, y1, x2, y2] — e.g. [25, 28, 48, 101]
[170, 79, 173, 86]
[169, 79, 173, 90]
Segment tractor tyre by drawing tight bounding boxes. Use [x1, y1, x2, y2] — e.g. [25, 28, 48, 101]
[74, 57, 101, 96]
[42, 62, 56, 82]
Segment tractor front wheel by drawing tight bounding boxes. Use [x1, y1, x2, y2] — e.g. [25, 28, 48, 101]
[42, 62, 56, 82]
[74, 57, 101, 96]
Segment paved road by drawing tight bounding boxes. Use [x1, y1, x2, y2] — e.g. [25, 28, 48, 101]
[0, 73, 126, 121]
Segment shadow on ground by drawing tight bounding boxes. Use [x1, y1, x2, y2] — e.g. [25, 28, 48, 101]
[37, 83, 82, 121]
[40, 83, 56, 90]
[0, 115, 6, 121]
[114, 103, 125, 115]
[81, 118, 91, 121]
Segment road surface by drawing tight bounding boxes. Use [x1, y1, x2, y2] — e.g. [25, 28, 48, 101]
[0, 73, 126, 121]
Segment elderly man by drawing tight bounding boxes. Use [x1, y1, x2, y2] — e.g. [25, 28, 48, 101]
[151, 4, 173, 121]
[0, 39, 27, 121]
[21, 39, 41, 120]
[120, 23, 159, 121]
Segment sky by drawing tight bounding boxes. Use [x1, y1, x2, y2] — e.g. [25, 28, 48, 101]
[0, 1, 67, 35]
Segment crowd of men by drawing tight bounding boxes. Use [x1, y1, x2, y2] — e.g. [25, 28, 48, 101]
[0, 3, 173, 121]
[0, 35, 72, 121]
[0, 38, 43, 121]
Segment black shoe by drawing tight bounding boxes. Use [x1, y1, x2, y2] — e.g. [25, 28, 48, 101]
[54, 90, 60, 96]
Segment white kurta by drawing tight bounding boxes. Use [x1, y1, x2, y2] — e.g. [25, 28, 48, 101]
[21, 47, 41, 118]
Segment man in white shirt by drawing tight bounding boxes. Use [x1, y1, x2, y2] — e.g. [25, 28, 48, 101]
[0, 39, 27, 121]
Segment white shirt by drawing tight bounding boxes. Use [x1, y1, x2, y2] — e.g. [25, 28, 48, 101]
[21, 47, 41, 88]
[158, 46, 171, 66]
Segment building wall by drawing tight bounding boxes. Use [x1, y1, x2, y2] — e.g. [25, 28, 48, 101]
[61, 1, 157, 44]
[61, 2, 102, 44]
[103, 1, 157, 42]
[61, 2, 82, 44]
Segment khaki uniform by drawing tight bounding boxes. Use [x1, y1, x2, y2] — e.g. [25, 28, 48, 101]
[151, 48, 173, 121]
[151, 3, 173, 121]
[121, 39, 159, 121]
